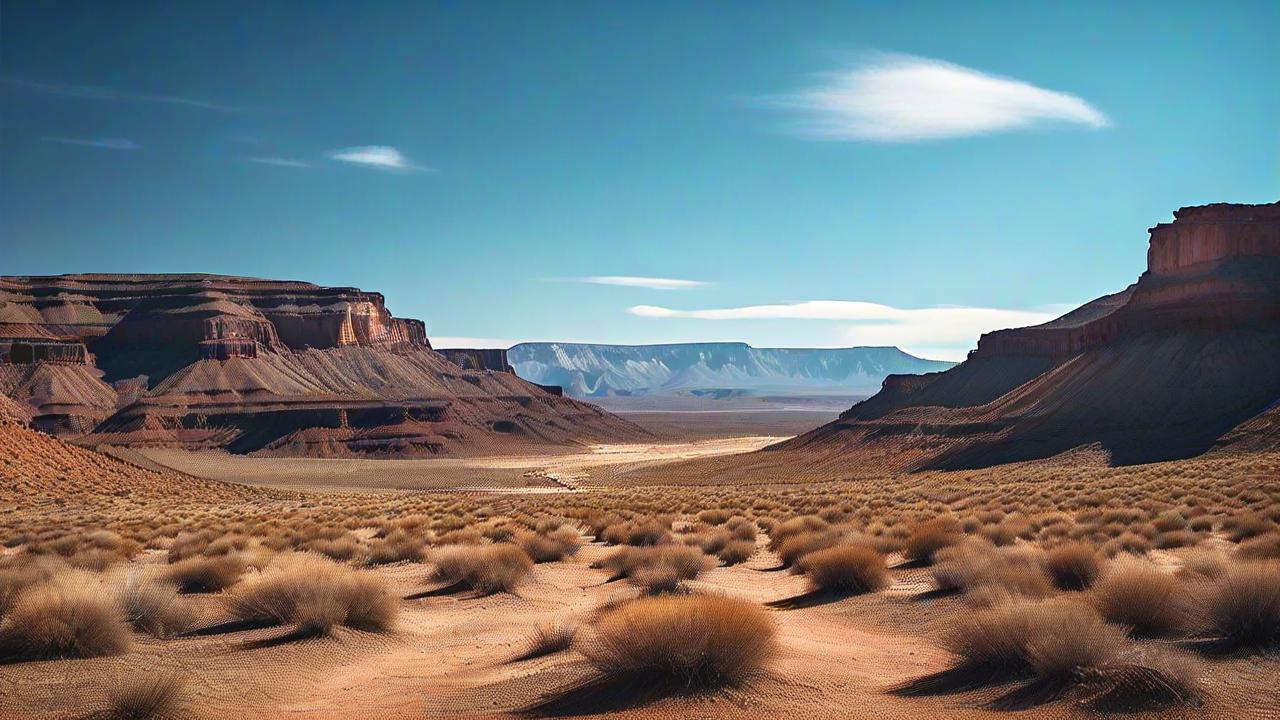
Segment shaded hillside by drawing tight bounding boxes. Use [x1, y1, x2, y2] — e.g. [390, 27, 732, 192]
[0, 415, 265, 509]
[508, 342, 954, 398]
[0, 274, 648, 457]
[776, 201, 1280, 470]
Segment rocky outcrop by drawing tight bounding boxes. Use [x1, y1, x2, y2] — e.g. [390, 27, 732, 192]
[0, 274, 648, 456]
[777, 201, 1280, 470]
[439, 348, 513, 373]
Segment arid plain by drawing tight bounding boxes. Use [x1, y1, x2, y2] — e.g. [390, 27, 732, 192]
[2, 408, 1279, 719]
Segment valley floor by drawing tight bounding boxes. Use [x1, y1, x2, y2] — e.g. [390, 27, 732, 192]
[3, 416, 1279, 720]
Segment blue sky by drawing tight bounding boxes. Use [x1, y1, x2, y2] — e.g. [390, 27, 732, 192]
[2, 1, 1276, 360]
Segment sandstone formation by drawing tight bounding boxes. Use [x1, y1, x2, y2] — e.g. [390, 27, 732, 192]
[0, 275, 647, 456]
[776, 202, 1280, 469]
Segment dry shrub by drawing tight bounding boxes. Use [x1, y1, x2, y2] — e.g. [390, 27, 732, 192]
[896, 597, 1192, 711]
[1077, 646, 1201, 713]
[929, 543, 1052, 601]
[1042, 542, 1101, 590]
[716, 539, 756, 566]
[434, 528, 484, 546]
[428, 544, 533, 595]
[596, 545, 715, 594]
[902, 517, 963, 565]
[1236, 533, 1280, 561]
[120, 578, 193, 639]
[163, 554, 245, 594]
[513, 621, 578, 661]
[766, 515, 828, 552]
[0, 554, 66, 614]
[1090, 556, 1189, 638]
[1192, 559, 1280, 650]
[775, 529, 844, 569]
[796, 544, 887, 595]
[517, 527, 581, 563]
[227, 554, 397, 634]
[1222, 512, 1274, 543]
[1101, 532, 1153, 557]
[94, 671, 188, 720]
[696, 509, 731, 525]
[581, 594, 776, 686]
[365, 530, 426, 565]
[1155, 530, 1198, 549]
[0, 577, 130, 660]
[1022, 600, 1127, 679]
[726, 517, 757, 542]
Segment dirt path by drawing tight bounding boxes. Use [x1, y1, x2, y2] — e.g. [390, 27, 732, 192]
[138, 436, 785, 493]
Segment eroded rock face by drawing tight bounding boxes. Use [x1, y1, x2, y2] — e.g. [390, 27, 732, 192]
[778, 201, 1280, 469]
[0, 274, 647, 455]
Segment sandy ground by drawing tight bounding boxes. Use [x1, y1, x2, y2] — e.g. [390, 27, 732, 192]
[5, 538, 1277, 719]
[137, 436, 785, 493]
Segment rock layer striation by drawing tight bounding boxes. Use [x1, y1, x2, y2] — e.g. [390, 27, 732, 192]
[0, 274, 647, 456]
[776, 202, 1280, 469]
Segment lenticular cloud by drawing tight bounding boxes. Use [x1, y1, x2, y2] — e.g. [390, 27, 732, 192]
[772, 53, 1109, 142]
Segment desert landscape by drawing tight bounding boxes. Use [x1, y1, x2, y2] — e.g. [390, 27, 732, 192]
[3, 3, 1278, 718]
[1, 201, 1278, 719]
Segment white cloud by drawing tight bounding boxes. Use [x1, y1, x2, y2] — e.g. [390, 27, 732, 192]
[629, 300, 1063, 361]
[768, 53, 1109, 142]
[248, 156, 312, 168]
[327, 145, 425, 172]
[432, 336, 519, 349]
[42, 137, 141, 150]
[5, 77, 247, 113]
[572, 276, 710, 290]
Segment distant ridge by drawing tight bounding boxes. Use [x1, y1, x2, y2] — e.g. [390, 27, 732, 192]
[507, 342, 955, 398]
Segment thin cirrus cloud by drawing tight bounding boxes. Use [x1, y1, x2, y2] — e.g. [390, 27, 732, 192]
[248, 156, 313, 169]
[326, 146, 427, 172]
[766, 53, 1109, 142]
[629, 300, 1064, 360]
[571, 276, 710, 290]
[3, 77, 249, 113]
[42, 137, 142, 151]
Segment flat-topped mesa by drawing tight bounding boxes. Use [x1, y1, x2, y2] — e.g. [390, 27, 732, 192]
[0, 273, 648, 455]
[1147, 202, 1280, 276]
[2, 274, 434, 380]
[972, 201, 1280, 360]
[438, 348, 513, 373]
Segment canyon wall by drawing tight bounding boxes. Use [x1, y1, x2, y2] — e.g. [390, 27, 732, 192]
[0, 274, 647, 456]
[778, 201, 1280, 469]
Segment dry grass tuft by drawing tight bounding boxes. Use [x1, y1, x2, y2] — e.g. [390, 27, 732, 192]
[902, 518, 963, 565]
[163, 554, 246, 594]
[0, 577, 130, 661]
[93, 670, 188, 720]
[1090, 556, 1189, 638]
[226, 554, 397, 634]
[796, 544, 887, 595]
[1041, 542, 1101, 590]
[582, 593, 775, 685]
[426, 544, 534, 595]
[1192, 559, 1280, 651]
[120, 578, 193, 639]
[512, 621, 578, 662]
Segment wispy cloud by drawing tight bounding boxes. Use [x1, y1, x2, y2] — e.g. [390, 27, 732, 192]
[570, 276, 710, 291]
[766, 53, 1109, 142]
[248, 156, 312, 168]
[327, 146, 427, 172]
[42, 137, 142, 151]
[4, 77, 248, 113]
[432, 336, 520, 349]
[629, 300, 1063, 360]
